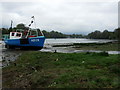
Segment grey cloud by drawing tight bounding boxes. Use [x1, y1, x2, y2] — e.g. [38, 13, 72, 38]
[1, 1, 118, 34]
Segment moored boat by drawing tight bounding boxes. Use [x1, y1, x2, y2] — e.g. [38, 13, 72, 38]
[4, 16, 45, 50]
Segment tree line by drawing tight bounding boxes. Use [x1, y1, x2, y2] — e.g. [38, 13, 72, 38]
[87, 29, 120, 40]
[1, 23, 120, 40]
[1, 23, 85, 38]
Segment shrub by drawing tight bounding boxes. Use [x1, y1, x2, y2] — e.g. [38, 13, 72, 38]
[99, 51, 109, 56]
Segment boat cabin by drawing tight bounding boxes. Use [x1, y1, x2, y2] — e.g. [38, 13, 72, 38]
[9, 29, 44, 39]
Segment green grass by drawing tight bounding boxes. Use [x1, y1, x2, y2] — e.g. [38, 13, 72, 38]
[3, 51, 120, 88]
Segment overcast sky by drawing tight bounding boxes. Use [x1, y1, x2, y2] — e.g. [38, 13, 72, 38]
[0, 0, 119, 34]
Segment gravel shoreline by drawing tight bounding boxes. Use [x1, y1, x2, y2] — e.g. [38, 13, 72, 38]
[0, 41, 22, 67]
[2, 49, 22, 67]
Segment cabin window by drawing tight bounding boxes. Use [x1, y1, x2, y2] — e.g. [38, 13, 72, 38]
[31, 31, 37, 36]
[12, 33, 14, 36]
[16, 33, 21, 37]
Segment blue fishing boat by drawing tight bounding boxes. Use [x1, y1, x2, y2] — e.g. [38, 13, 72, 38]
[4, 16, 45, 50]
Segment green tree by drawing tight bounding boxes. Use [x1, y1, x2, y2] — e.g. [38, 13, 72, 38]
[87, 30, 102, 39]
[16, 23, 26, 29]
[2, 28, 9, 34]
[114, 28, 120, 40]
[101, 30, 109, 39]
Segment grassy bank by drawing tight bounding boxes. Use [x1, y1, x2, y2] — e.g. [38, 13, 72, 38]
[53, 42, 119, 51]
[3, 51, 120, 88]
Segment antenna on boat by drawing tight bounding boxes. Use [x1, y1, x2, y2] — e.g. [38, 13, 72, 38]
[10, 20, 13, 29]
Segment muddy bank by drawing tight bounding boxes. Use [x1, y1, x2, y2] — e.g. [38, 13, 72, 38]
[1, 42, 40, 67]
[0, 41, 22, 67]
[2, 49, 22, 67]
[41, 41, 120, 54]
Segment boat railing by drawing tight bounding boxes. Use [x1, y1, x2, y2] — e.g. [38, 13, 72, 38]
[25, 28, 44, 38]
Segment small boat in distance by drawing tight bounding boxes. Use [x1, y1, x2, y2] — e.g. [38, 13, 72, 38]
[4, 16, 45, 50]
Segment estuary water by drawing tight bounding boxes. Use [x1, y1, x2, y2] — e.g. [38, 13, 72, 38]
[44, 38, 115, 45]
[41, 38, 120, 54]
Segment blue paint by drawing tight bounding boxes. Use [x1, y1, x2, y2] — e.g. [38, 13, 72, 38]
[4, 36, 45, 48]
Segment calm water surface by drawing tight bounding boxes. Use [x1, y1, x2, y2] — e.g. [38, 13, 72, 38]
[41, 38, 120, 54]
[44, 38, 115, 45]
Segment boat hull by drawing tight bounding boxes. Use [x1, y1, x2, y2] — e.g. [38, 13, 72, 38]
[4, 36, 45, 50]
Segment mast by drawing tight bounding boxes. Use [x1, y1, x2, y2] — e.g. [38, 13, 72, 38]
[26, 16, 34, 38]
[30, 16, 44, 36]
[26, 16, 44, 38]
[32, 16, 38, 36]
[11, 20, 13, 29]
[9, 20, 13, 30]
